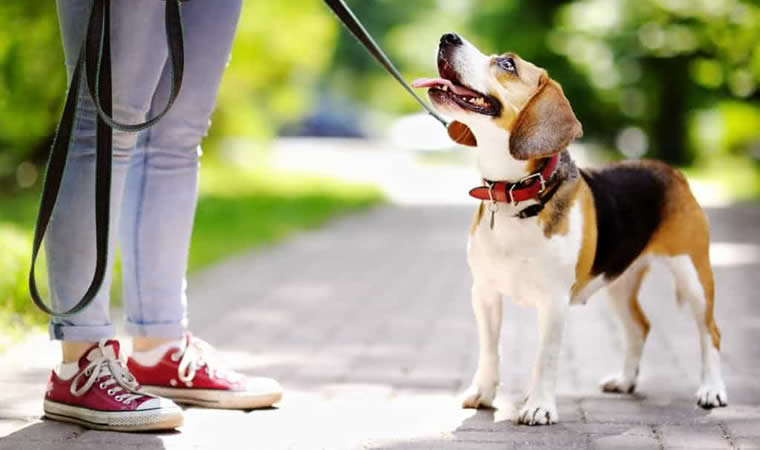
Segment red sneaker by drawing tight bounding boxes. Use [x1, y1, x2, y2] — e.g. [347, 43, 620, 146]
[128, 333, 282, 410]
[43, 340, 183, 431]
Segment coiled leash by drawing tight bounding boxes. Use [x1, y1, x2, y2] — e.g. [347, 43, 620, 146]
[322, 0, 449, 128]
[29, 0, 186, 317]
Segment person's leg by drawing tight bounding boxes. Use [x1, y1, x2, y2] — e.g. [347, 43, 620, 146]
[49, 0, 170, 358]
[120, 0, 242, 344]
[44, 1, 185, 430]
[120, 1, 281, 409]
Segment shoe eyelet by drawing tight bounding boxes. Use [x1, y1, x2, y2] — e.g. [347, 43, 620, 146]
[107, 389, 115, 395]
[114, 395, 122, 401]
[99, 383, 107, 389]
[84, 369, 91, 376]
[170, 353, 181, 362]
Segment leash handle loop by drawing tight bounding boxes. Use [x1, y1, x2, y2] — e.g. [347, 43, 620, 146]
[322, 0, 449, 128]
[87, 0, 184, 132]
[29, 0, 185, 317]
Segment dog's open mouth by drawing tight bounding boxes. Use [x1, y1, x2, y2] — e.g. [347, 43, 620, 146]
[412, 61, 500, 116]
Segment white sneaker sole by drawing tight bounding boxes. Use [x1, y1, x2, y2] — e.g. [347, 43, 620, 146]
[141, 385, 282, 410]
[43, 399, 183, 432]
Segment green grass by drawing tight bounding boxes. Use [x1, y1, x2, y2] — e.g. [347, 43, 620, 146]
[0, 161, 383, 340]
[189, 160, 383, 270]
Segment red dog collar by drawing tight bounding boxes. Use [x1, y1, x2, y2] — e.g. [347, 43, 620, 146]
[469, 154, 559, 204]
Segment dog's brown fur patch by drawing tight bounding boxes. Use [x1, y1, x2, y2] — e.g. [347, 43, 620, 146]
[538, 181, 577, 237]
[571, 178, 598, 299]
[490, 54, 545, 133]
[640, 162, 720, 349]
[535, 151, 580, 238]
[629, 265, 651, 337]
[509, 75, 583, 161]
[471, 202, 485, 234]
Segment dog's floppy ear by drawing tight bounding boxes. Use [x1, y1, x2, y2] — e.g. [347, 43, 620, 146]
[509, 74, 582, 160]
[447, 120, 477, 147]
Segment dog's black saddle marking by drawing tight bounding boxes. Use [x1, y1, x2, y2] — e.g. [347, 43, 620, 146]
[581, 165, 667, 279]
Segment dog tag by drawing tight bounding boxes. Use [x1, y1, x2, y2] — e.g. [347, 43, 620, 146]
[487, 202, 497, 230]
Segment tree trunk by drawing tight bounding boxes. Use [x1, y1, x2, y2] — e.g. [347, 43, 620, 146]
[650, 57, 692, 165]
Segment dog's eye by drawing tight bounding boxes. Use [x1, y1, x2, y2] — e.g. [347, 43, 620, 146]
[497, 57, 516, 73]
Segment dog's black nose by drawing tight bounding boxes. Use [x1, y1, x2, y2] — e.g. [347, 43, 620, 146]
[440, 32, 462, 46]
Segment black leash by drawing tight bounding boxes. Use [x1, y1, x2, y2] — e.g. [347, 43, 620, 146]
[322, 0, 449, 128]
[29, 0, 185, 317]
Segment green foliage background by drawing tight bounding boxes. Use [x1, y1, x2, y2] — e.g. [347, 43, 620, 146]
[0, 3, 66, 185]
[0, 0, 758, 188]
[1, 0, 758, 334]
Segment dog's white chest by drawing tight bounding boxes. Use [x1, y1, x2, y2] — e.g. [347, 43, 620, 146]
[467, 204, 583, 306]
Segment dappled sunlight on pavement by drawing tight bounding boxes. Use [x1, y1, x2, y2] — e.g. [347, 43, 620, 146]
[267, 137, 736, 208]
[1, 165, 759, 448]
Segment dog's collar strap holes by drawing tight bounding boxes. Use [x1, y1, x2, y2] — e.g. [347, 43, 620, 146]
[469, 154, 560, 205]
[469, 154, 562, 223]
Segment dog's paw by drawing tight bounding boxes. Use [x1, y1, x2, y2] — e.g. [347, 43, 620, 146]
[696, 384, 728, 409]
[461, 382, 497, 409]
[600, 373, 637, 394]
[517, 400, 558, 426]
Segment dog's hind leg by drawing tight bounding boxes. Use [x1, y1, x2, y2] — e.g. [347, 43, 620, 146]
[600, 261, 651, 394]
[667, 253, 727, 408]
[461, 283, 503, 409]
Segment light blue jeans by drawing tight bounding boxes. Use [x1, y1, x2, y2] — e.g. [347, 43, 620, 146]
[49, 0, 242, 340]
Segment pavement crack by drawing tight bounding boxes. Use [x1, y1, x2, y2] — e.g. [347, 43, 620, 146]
[576, 398, 588, 424]
[718, 423, 737, 450]
[65, 429, 84, 440]
[650, 424, 664, 450]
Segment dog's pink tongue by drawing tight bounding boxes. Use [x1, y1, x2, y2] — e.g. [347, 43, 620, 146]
[411, 77, 448, 88]
[411, 77, 480, 97]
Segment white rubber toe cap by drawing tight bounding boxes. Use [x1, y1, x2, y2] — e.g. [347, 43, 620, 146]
[244, 377, 282, 396]
[137, 396, 182, 411]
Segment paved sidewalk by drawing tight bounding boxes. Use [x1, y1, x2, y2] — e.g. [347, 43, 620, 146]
[2, 202, 759, 449]
[2, 136, 759, 449]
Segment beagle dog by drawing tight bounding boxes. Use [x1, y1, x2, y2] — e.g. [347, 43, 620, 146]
[412, 33, 726, 425]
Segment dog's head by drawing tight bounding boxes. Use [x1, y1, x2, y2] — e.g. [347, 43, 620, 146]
[414, 33, 582, 161]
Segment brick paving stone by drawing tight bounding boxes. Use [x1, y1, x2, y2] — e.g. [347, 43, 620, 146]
[592, 433, 661, 450]
[735, 437, 760, 449]
[1, 204, 758, 450]
[727, 420, 760, 437]
[659, 424, 732, 449]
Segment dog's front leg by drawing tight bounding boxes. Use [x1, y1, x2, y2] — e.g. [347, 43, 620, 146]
[461, 283, 503, 409]
[519, 294, 568, 425]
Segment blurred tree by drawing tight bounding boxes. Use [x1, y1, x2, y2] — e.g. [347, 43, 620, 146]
[0, 1, 339, 187]
[465, 0, 622, 155]
[323, 0, 760, 166]
[549, 0, 760, 164]
[2, 0, 759, 190]
[0, 3, 66, 187]
[210, 0, 339, 141]
[300, 0, 461, 132]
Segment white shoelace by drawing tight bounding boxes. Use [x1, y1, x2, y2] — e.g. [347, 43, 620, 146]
[70, 340, 146, 404]
[172, 336, 240, 385]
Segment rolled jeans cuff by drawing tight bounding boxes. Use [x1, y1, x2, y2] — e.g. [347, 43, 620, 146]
[125, 318, 187, 339]
[49, 321, 116, 341]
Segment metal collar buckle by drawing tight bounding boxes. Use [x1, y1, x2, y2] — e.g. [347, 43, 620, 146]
[508, 172, 547, 205]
